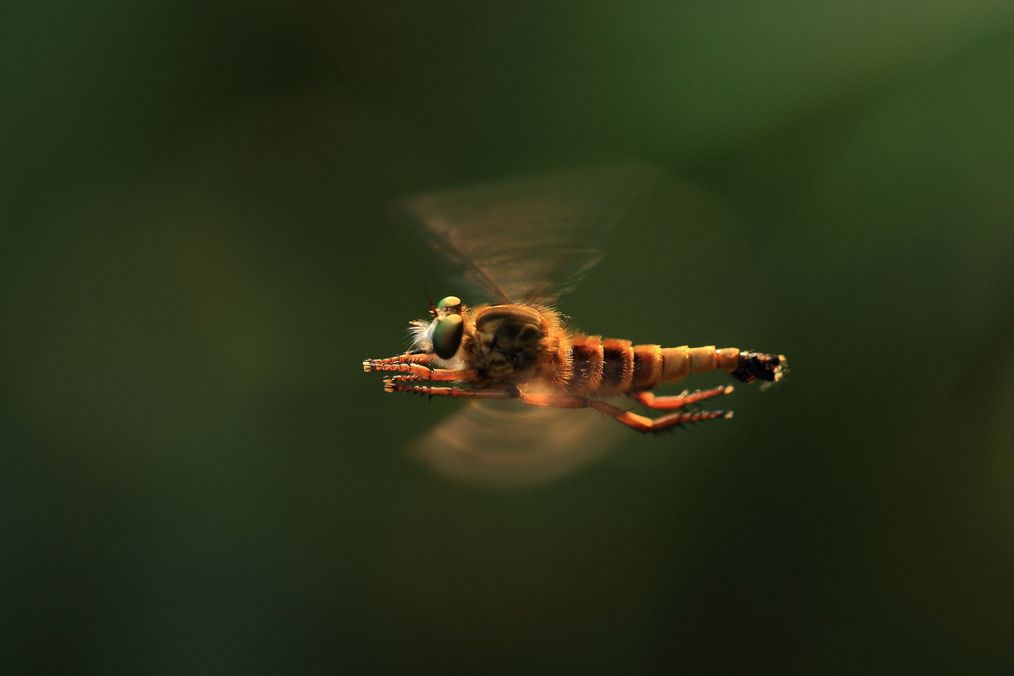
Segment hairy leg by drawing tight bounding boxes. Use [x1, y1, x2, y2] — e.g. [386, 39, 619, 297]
[589, 399, 732, 433]
[630, 385, 734, 410]
[518, 391, 732, 433]
[383, 376, 514, 399]
[364, 357, 478, 383]
[362, 353, 432, 371]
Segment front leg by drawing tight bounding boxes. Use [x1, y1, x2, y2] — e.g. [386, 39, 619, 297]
[368, 361, 479, 382]
[362, 352, 433, 372]
[383, 377, 516, 399]
[363, 352, 479, 382]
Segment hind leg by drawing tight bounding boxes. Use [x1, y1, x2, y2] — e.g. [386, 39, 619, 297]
[518, 392, 732, 433]
[588, 399, 732, 433]
[630, 385, 734, 410]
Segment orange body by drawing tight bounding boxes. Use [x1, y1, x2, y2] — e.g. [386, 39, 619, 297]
[458, 303, 749, 396]
[366, 302, 786, 435]
[566, 335, 741, 396]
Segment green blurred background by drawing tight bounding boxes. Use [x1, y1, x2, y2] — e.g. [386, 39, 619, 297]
[4, 1, 1014, 673]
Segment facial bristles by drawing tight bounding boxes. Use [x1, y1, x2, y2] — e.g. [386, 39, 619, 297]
[407, 319, 433, 352]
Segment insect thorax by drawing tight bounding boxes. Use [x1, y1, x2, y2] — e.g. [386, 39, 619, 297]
[471, 305, 547, 381]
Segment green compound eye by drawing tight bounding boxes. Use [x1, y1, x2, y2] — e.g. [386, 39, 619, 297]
[436, 295, 461, 311]
[432, 314, 464, 359]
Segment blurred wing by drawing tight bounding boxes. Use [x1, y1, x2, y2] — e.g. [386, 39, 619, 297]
[399, 164, 658, 304]
[411, 400, 625, 488]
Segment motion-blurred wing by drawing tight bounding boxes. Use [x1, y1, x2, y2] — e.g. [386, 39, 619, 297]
[411, 400, 625, 488]
[400, 164, 658, 304]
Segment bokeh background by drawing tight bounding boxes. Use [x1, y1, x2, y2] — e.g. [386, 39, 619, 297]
[4, 1, 1014, 673]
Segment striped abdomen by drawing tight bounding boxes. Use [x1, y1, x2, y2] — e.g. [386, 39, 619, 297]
[566, 334, 742, 396]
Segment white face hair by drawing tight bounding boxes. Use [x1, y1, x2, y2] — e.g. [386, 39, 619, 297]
[407, 318, 434, 352]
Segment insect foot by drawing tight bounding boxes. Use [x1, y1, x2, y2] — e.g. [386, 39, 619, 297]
[382, 376, 424, 393]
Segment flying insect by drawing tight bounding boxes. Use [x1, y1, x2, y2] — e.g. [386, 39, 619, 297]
[362, 166, 788, 484]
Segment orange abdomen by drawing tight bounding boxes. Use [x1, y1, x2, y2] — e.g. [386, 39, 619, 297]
[566, 334, 741, 396]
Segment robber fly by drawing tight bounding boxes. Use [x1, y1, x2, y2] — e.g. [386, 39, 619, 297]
[363, 165, 787, 485]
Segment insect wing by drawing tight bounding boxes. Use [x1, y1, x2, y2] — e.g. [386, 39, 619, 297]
[411, 399, 625, 488]
[400, 164, 658, 304]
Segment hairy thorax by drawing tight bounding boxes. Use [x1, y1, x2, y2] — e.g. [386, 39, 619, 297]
[468, 304, 572, 386]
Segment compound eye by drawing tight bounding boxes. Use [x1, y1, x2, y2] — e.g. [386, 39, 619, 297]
[436, 295, 462, 313]
[432, 314, 464, 359]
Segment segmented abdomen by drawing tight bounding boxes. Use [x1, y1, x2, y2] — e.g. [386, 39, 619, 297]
[567, 334, 740, 395]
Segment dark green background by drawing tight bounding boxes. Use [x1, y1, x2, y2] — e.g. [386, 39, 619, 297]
[4, 2, 1013, 673]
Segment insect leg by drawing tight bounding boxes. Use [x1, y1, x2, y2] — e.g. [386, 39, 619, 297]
[365, 360, 478, 382]
[588, 400, 733, 433]
[630, 385, 734, 410]
[362, 353, 432, 373]
[383, 377, 515, 399]
[517, 392, 732, 433]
